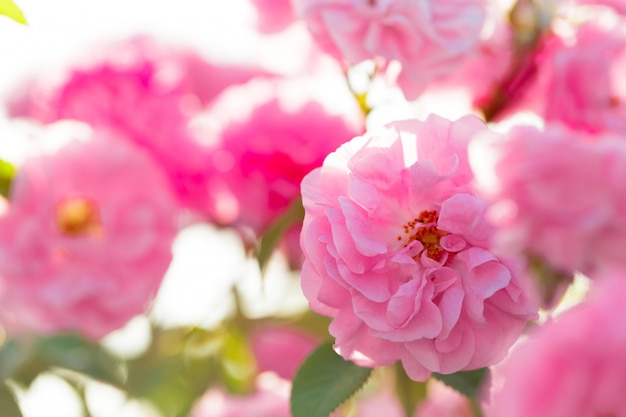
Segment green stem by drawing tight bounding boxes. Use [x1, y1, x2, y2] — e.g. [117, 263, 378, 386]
[469, 397, 485, 417]
[394, 363, 426, 417]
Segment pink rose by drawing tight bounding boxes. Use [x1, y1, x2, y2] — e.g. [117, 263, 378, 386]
[300, 114, 537, 381]
[292, 0, 487, 99]
[510, 14, 626, 134]
[469, 122, 626, 276]
[0, 126, 179, 340]
[424, 1, 515, 111]
[487, 274, 626, 417]
[192, 76, 364, 236]
[251, 325, 318, 380]
[5, 36, 267, 214]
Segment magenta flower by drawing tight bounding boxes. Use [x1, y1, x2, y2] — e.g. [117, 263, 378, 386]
[6, 36, 267, 214]
[487, 274, 626, 417]
[0, 126, 179, 340]
[292, 0, 486, 99]
[194, 76, 364, 236]
[300, 114, 537, 381]
[469, 122, 626, 276]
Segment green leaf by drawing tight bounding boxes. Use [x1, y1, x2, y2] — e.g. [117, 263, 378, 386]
[0, 159, 16, 199]
[529, 254, 573, 307]
[0, 382, 23, 417]
[0, 340, 29, 380]
[291, 341, 372, 417]
[125, 326, 220, 417]
[432, 367, 488, 399]
[219, 329, 257, 395]
[256, 197, 304, 271]
[0, 0, 27, 24]
[31, 334, 125, 387]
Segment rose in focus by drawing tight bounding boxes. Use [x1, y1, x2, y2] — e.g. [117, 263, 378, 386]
[300, 114, 537, 381]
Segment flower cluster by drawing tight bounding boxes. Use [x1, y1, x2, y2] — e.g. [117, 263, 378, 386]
[1, 0, 626, 415]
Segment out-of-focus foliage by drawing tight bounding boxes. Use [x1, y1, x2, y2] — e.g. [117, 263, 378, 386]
[0, 0, 26, 24]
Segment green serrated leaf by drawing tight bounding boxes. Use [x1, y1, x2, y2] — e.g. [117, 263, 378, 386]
[0, 0, 27, 24]
[291, 341, 372, 417]
[432, 367, 488, 399]
[0, 382, 23, 417]
[256, 197, 304, 271]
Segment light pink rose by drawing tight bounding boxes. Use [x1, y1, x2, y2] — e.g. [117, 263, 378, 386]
[469, 122, 626, 276]
[251, 0, 296, 33]
[300, 114, 537, 381]
[5, 36, 268, 214]
[487, 274, 626, 417]
[511, 14, 626, 134]
[192, 76, 364, 236]
[424, 1, 516, 111]
[251, 325, 318, 380]
[292, 0, 487, 99]
[415, 379, 473, 417]
[0, 127, 179, 340]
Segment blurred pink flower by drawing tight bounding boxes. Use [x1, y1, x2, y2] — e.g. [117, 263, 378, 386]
[512, 15, 626, 134]
[415, 379, 473, 417]
[251, 325, 318, 380]
[190, 372, 291, 417]
[192, 76, 364, 236]
[0, 126, 179, 340]
[190, 370, 404, 417]
[5, 36, 268, 214]
[487, 274, 626, 417]
[292, 0, 486, 99]
[573, 0, 626, 14]
[425, 1, 515, 109]
[251, 0, 296, 33]
[354, 390, 405, 417]
[469, 122, 626, 276]
[300, 114, 537, 381]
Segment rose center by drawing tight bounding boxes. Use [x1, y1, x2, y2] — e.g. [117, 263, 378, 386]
[55, 197, 103, 237]
[398, 210, 447, 261]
